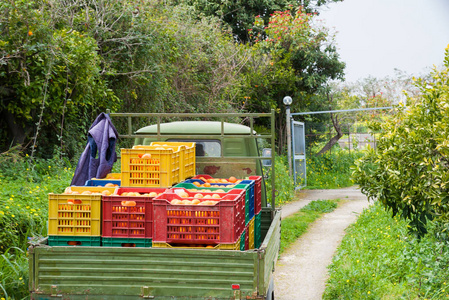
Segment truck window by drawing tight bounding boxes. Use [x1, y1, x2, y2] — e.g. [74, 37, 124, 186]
[168, 139, 221, 157]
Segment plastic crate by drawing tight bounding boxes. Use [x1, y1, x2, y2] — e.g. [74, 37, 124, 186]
[240, 230, 246, 251]
[248, 217, 255, 250]
[48, 193, 102, 236]
[150, 142, 196, 180]
[153, 190, 245, 245]
[47, 236, 101, 247]
[84, 179, 121, 187]
[102, 237, 152, 247]
[255, 212, 262, 248]
[249, 176, 262, 215]
[102, 187, 167, 239]
[244, 223, 249, 250]
[64, 186, 118, 195]
[152, 240, 240, 250]
[106, 173, 121, 179]
[121, 146, 182, 187]
[182, 179, 255, 224]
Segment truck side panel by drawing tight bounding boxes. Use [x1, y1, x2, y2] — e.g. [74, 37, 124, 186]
[29, 245, 259, 299]
[258, 210, 281, 295]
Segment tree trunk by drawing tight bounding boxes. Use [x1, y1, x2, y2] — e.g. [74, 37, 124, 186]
[2, 110, 30, 148]
[316, 112, 343, 156]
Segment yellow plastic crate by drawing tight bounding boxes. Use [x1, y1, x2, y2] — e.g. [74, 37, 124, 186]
[150, 142, 196, 180]
[248, 217, 255, 250]
[48, 193, 102, 236]
[121, 147, 181, 187]
[67, 186, 118, 195]
[105, 173, 121, 180]
[152, 240, 240, 250]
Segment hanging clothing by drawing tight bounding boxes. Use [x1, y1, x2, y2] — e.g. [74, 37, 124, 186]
[71, 113, 119, 186]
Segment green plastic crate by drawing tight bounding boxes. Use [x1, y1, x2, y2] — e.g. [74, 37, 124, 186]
[240, 230, 246, 251]
[255, 212, 262, 248]
[47, 236, 101, 247]
[102, 237, 152, 248]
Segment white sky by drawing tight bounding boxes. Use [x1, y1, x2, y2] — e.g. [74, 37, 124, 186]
[319, 0, 449, 82]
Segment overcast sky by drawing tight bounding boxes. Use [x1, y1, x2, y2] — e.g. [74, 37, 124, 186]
[319, 0, 449, 82]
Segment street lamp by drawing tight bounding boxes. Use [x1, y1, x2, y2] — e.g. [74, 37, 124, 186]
[283, 96, 293, 177]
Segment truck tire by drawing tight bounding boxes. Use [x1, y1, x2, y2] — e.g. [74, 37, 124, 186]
[265, 277, 275, 300]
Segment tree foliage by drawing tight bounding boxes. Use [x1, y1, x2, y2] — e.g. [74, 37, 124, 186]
[353, 46, 449, 237]
[173, 0, 343, 42]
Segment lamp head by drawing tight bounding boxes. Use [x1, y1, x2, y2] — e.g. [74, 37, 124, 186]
[283, 96, 293, 106]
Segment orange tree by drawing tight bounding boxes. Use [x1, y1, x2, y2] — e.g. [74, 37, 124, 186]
[0, 0, 119, 156]
[353, 46, 449, 237]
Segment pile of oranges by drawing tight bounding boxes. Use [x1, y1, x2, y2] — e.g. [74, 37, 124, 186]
[192, 176, 242, 188]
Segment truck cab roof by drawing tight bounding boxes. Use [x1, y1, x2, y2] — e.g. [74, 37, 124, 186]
[135, 121, 255, 135]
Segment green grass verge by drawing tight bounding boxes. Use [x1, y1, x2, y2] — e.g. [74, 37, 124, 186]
[280, 200, 339, 254]
[323, 201, 449, 299]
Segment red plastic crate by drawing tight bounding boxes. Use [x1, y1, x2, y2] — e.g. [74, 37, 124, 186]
[153, 189, 245, 245]
[102, 188, 168, 239]
[249, 176, 262, 215]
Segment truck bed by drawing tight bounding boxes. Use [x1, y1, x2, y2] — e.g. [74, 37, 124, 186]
[29, 210, 280, 300]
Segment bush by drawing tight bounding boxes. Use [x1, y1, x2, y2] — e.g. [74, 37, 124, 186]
[352, 47, 449, 237]
[265, 155, 295, 206]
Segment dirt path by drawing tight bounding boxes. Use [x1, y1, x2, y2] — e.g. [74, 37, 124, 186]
[274, 187, 371, 300]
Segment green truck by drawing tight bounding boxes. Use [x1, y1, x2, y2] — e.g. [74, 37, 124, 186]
[28, 111, 281, 300]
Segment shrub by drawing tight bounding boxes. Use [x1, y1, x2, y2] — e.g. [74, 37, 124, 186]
[266, 155, 295, 206]
[352, 46, 449, 237]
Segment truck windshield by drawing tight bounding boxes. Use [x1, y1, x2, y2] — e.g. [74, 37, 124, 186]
[167, 139, 221, 157]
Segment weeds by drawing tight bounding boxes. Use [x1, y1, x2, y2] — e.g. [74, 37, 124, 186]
[0, 153, 73, 299]
[306, 147, 364, 189]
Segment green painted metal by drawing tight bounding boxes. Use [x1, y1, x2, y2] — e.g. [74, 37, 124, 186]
[29, 211, 280, 299]
[136, 121, 255, 135]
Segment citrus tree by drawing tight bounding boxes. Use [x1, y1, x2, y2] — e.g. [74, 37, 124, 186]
[353, 45, 449, 237]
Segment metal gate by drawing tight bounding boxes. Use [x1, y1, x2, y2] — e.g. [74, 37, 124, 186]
[291, 120, 306, 188]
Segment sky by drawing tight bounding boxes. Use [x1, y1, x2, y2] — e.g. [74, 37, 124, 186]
[319, 0, 449, 82]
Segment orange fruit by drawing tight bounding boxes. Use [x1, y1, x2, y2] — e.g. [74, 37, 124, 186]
[203, 182, 211, 187]
[102, 190, 111, 196]
[104, 183, 115, 187]
[220, 179, 228, 183]
[193, 181, 201, 187]
[228, 176, 237, 183]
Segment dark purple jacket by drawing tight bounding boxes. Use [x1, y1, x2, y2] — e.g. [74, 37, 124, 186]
[71, 113, 119, 186]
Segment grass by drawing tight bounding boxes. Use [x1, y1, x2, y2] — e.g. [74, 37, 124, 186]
[323, 201, 449, 299]
[280, 200, 339, 253]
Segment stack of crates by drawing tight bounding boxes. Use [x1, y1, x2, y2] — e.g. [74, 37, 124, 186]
[186, 175, 255, 226]
[152, 188, 246, 249]
[121, 143, 196, 187]
[47, 186, 117, 246]
[149, 142, 196, 181]
[101, 187, 168, 247]
[249, 176, 262, 248]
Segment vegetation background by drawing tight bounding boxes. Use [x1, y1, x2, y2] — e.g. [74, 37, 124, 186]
[2, 0, 449, 298]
